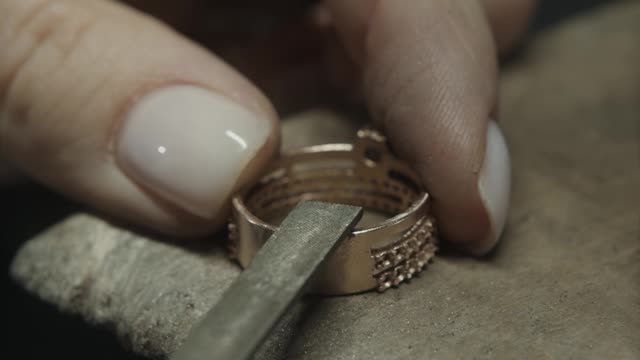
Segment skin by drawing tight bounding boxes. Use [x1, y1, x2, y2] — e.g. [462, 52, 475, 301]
[0, 0, 536, 253]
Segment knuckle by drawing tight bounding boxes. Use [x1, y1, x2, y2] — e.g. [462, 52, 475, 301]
[0, 0, 99, 161]
[1, 0, 97, 96]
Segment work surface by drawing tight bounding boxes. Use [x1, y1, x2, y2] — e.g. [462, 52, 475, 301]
[10, 3, 639, 359]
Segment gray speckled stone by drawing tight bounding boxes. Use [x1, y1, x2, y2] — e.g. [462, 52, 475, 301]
[10, 2, 640, 359]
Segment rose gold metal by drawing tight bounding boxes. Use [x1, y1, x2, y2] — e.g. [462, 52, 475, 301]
[229, 129, 438, 294]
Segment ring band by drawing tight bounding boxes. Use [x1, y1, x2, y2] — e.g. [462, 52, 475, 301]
[229, 129, 438, 294]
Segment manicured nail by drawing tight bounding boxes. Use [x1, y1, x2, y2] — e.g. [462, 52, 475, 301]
[477, 120, 511, 253]
[116, 85, 271, 218]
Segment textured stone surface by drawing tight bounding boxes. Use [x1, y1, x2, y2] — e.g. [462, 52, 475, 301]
[10, 2, 640, 359]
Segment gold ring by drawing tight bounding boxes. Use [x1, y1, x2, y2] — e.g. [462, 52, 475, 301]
[228, 129, 438, 294]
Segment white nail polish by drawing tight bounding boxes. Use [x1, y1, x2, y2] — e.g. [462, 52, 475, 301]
[116, 85, 271, 218]
[478, 121, 511, 252]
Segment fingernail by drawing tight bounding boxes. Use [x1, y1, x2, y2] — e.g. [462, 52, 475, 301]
[116, 85, 271, 218]
[477, 120, 511, 254]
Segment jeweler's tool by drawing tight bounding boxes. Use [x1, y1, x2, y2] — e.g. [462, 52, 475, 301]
[170, 201, 363, 360]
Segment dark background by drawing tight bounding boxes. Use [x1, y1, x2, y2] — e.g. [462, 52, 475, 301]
[2, 1, 610, 358]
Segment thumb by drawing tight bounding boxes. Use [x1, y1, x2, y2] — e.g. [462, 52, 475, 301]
[327, 0, 516, 255]
[0, 0, 279, 236]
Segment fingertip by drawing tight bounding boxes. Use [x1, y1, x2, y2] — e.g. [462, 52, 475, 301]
[429, 120, 510, 257]
[115, 84, 276, 220]
[475, 120, 511, 255]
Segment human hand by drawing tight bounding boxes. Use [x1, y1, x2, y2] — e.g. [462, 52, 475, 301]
[0, 0, 535, 254]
